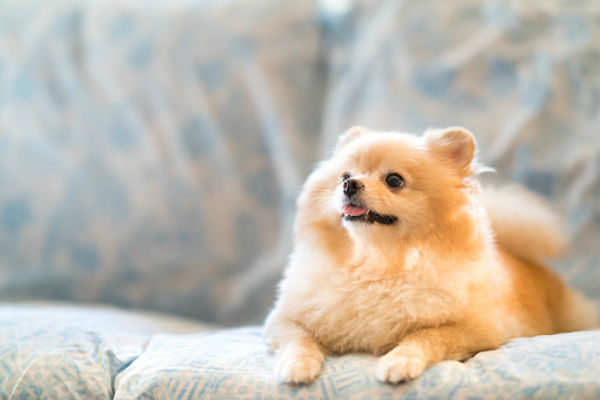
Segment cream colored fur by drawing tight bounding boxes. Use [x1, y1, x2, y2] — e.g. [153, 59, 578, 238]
[264, 127, 599, 384]
[479, 185, 568, 261]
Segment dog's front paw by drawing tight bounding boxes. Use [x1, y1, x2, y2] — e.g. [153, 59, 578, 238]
[275, 344, 324, 384]
[374, 347, 427, 383]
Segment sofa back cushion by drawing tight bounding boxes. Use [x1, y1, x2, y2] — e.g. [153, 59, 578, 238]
[0, 0, 323, 324]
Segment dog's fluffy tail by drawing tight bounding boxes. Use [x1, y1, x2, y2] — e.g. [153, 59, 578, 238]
[561, 289, 600, 331]
[479, 185, 568, 262]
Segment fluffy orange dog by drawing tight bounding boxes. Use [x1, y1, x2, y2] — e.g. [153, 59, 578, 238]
[264, 126, 599, 384]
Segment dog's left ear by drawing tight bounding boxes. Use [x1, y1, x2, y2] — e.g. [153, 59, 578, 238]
[335, 126, 369, 154]
[425, 127, 476, 176]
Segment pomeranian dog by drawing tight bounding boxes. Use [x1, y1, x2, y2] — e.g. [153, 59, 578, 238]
[264, 126, 599, 384]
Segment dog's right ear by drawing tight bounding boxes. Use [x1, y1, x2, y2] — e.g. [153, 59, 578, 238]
[335, 126, 369, 154]
[425, 127, 476, 177]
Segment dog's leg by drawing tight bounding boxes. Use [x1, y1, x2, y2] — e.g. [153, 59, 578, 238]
[375, 324, 501, 383]
[264, 315, 326, 384]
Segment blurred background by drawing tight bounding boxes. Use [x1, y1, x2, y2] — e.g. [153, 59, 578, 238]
[0, 0, 598, 326]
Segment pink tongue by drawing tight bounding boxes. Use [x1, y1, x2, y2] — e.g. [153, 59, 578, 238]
[343, 204, 367, 217]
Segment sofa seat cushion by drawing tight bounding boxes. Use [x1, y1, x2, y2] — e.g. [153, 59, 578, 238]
[115, 327, 600, 399]
[0, 303, 210, 399]
[2, 303, 600, 399]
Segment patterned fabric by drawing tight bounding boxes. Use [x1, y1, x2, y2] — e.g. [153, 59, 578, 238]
[3, 305, 599, 399]
[0, 0, 321, 325]
[321, 0, 600, 301]
[120, 327, 600, 399]
[2, 1, 600, 398]
[1, 0, 598, 326]
[0, 303, 211, 399]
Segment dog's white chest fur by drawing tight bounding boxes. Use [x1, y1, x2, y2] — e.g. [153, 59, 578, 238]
[282, 246, 456, 354]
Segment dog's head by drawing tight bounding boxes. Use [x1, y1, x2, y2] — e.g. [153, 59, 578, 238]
[325, 126, 480, 242]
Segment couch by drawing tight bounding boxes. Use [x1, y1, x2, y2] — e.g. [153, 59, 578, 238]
[1, 0, 599, 398]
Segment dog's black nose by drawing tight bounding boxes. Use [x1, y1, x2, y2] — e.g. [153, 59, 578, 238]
[343, 178, 363, 197]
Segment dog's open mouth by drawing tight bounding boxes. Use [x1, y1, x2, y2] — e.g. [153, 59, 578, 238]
[342, 202, 397, 225]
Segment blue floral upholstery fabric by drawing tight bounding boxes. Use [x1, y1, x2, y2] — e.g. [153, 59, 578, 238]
[1, 0, 598, 325]
[0, 303, 211, 399]
[321, 0, 600, 302]
[1, 0, 600, 398]
[116, 327, 600, 399]
[2, 304, 600, 399]
[0, 0, 323, 325]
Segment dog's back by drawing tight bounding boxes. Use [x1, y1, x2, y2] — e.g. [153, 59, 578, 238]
[480, 185, 599, 331]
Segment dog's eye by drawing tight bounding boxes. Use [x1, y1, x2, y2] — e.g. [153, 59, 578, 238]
[341, 172, 351, 182]
[385, 173, 404, 188]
